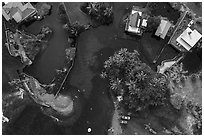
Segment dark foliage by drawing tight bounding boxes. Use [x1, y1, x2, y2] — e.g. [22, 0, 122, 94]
[64, 22, 86, 38]
[80, 2, 114, 25]
[146, 16, 161, 32]
[102, 48, 170, 113]
[187, 101, 202, 135]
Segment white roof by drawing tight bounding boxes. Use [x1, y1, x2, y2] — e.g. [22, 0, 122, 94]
[127, 26, 141, 34]
[127, 10, 142, 34]
[176, 27, 202, 51]
[142, 19, 147, 27]
[131, 10, 142, 16]
[155, 20, 171, 39]
[2, 2, 36, 23]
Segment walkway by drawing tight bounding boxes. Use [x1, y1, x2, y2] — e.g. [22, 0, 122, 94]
[168, 10, 187, 45]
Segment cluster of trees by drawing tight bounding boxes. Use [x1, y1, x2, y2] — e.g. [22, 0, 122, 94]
[36, 3, 52, 20]
[187, 101, 202, 135]
[80, 2, 114, 25]
[64, 22, 87, 38]
[21, 26, 52, 60]
[10, 28, 51, 66]
[102, 48, 202, 134]
[165, 63, 202, 134]
[169, 2, 181, 10]
[65, 47, 76, 62]
[101, 48, 170, 112]
[164, 62, 188, 83]
[146, 15, 161, 32]
[36, 26, 52, 41]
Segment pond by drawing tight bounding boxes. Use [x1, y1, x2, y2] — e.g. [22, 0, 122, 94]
[23, 2, 69, 84]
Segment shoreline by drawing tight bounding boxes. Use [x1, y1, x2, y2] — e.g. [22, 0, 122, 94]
[42, 86, 83, 126]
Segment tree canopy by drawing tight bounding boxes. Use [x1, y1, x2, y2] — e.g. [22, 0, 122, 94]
[146, 16, 161, 32]
[81, 2, 113, 25]
[101, 48, 170, 112]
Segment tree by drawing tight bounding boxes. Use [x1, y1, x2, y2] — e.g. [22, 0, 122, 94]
[80, 2, 113, 25]
[165, 63, 202, 135]
[35, 3, 52, 20]
[102, 48, 170, 113]
[146, 16, 161, 32]
[65, 21, 86, 38]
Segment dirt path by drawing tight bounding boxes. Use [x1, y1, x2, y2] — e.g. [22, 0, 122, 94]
[109, 102, 123, 135]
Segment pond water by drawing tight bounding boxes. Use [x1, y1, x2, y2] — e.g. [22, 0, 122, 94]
[182, 48, 202, 74]
[23, 2, 68, 84]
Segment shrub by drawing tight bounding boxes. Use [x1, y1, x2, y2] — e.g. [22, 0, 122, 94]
[146, 16, 161, 32]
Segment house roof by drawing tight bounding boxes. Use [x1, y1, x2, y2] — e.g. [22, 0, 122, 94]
[129, 12, 139, 28]
[2, 2, 36, 23]
[176, 27, 202, 51]
[141, 19, 147, 27]
[12, 12, 22, 23]
[155, 19, 171, 39]
[126, 9, 144, 35]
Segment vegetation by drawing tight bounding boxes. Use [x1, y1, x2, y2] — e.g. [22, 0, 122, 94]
[65, 47, 76, 62]
[20, 27, 52, 60]
[165, 63, 202, 134]
[80, 2, 113, 25]
[169, 2, 183, 11]
[146, 16, 161, 32]
[64, 22, 87, 38]
[164, 63, 188, 83]
[36, 3, 52, 19]
[58, 4, 89, 38]
[187, 101, 202, 135]
[5, 27, 52, 66]
[101, 48, 170, 113]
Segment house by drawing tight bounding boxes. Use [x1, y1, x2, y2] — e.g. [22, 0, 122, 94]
[2, 2, 37, 23]
[176, 27, 202, 51]
[155, 19, 171, 39]
[125, 7, 147, 36]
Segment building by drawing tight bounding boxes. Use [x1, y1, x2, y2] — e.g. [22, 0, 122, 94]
[125, 7, 147, 36]
[176, 27, 202, 51]
[155, 19, 171, 39]
[2, 2, 37, 23]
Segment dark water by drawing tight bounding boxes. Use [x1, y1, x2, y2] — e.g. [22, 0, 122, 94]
[182, 48, 202, 74]
[2, 2, 201, 135]
[23, 2, 69, 84]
